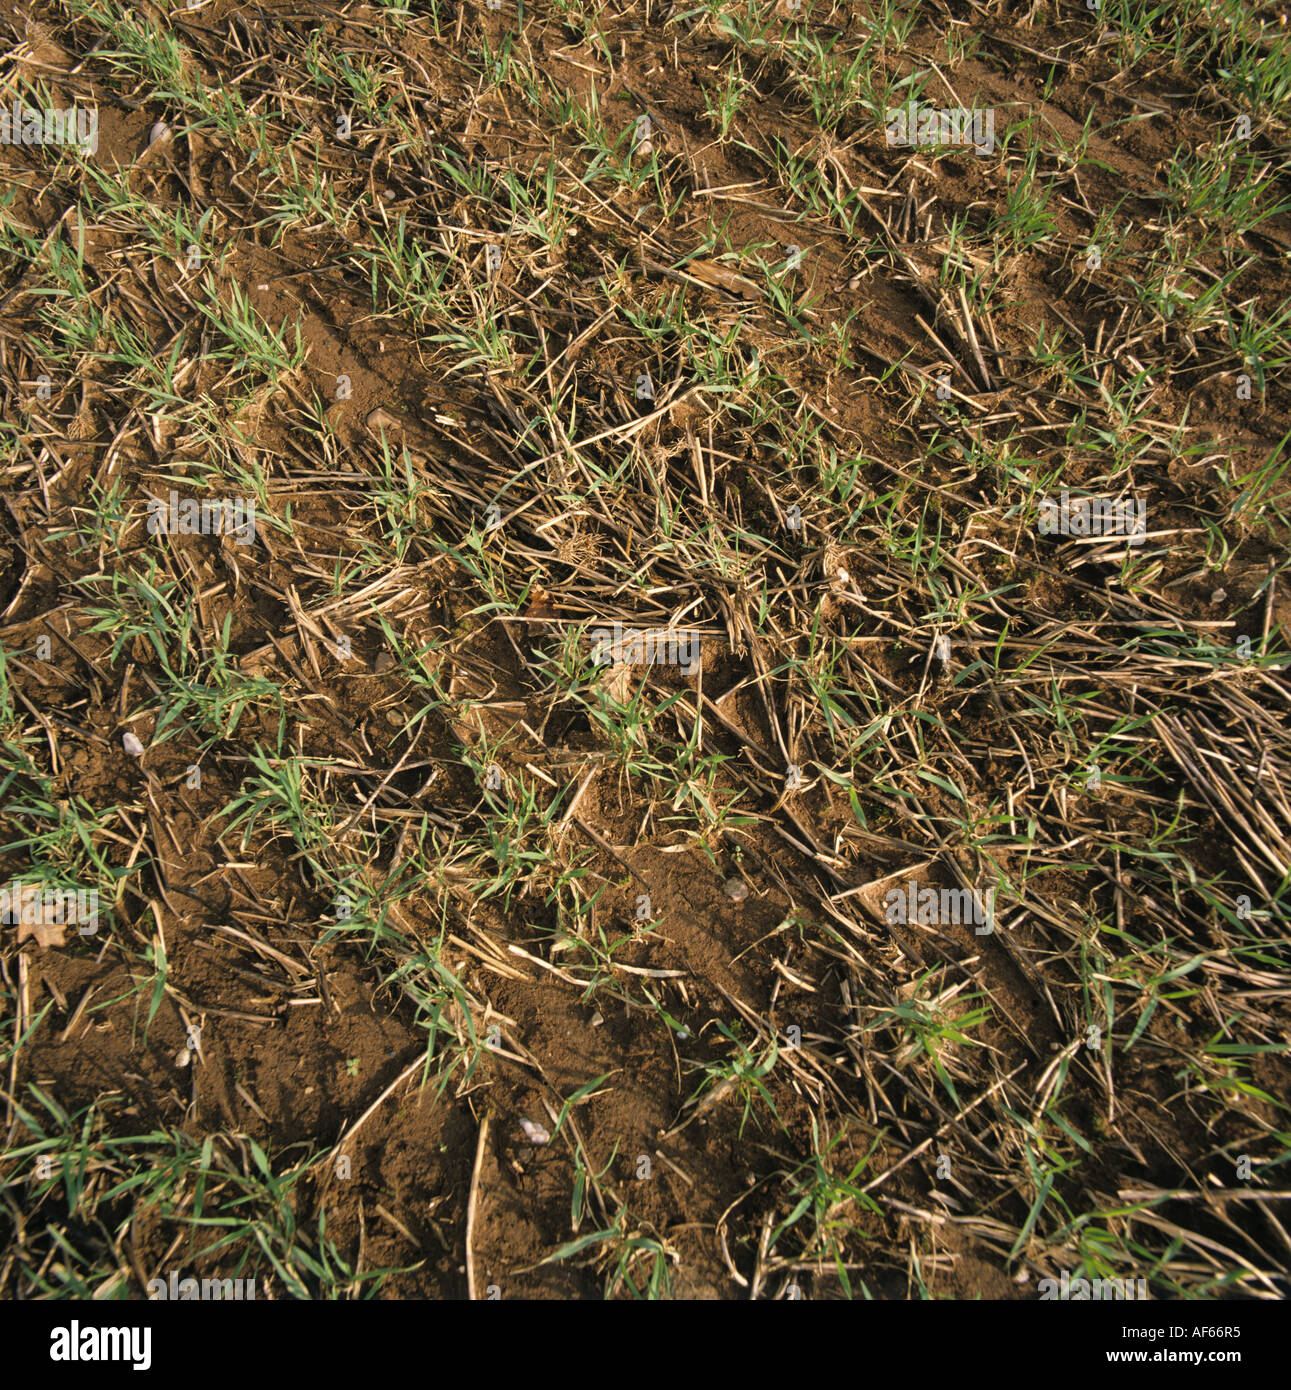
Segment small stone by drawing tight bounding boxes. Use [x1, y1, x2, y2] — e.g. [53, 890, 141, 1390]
[590, 1012, 604, 1027]
[848, 274, 862, 290]
[367, 407, 403, 434]
[637, 138, 653, 157]
[1211, 588, 1227, 605]
[386, 709, 403, 726]
[122, 731, 145, 757]
[375, 651, 394, 672]
[175, 1047, 191, 1068]
[724, 877, 749, 902]
[147, 121, 171, 149]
